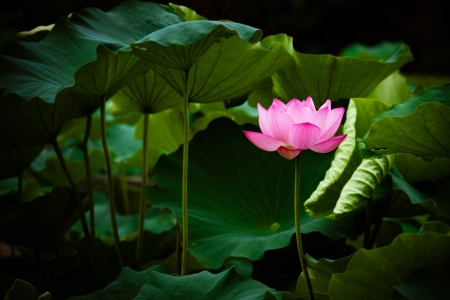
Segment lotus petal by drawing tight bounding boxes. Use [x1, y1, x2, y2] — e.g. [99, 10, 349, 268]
[289, 123, 321, 149]
[311, 134, 347, 153]
[277, 146, 301, 160]
[243, 131, 284, 151]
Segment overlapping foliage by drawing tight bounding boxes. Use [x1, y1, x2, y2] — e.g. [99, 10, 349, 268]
[1, 1, 449, 299]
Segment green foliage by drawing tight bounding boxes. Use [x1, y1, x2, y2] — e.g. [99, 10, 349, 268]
[329, 224, 450, 299]
[359, 84, 450, 157]
[67, 265, 165, 300]
[0, 1, 447, 299]
[250, 39, 413, 108]
[305, 98, 394, 218]
[145, 34, 293, 103]
[134, 267, 280, 300]
[3, 279, 51, 300]
[148, 118, 381, 269]
[0, 97, 73, 148]
[0, 18, 97, 104]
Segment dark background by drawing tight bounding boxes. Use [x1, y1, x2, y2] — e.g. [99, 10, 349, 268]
[1, 0, 450, 75]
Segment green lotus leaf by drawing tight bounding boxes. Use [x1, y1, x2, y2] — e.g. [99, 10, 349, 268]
[166, 3, 208, 21]
[67, 0, 185, 53]
[394, 153, 450, 183]
[65, 92, 103, 118]
[134, 267, 280, 300]
[304, 98, 393, 218]
[0, 177, 18, 196]
[131, 20, 262, 71]
[419, 221, 450, 234]
[30, 138, 105, 186]
[1, 186, 87, 250]
[367, 70, 412, 106]
[67, 265, 166, 300]
[4, 279, 51, 300]
[147, 118, 385, 269]
[127, 109, 191, 170]
[106, 123, 142, 163]
[72, 191, 174, 238]
[332, 152, 395, 217]
[0, 96, 73, 148]
[0, 145, 43, 179]
[359, 84, 450, 158]
[143, 34, 293, 103]
[386, 166, 450, 224]
[110, 69, 183, 116]
[391, 267, 450, 300]
[340, 41, 405, 61]
[295, 254, 353, 300]
[0, 18, 98, 104]
[193, 101, 259, 127]
[69, 46, 148, 102]
[261, 42, 413, 108]
[328, 226, 450, 299]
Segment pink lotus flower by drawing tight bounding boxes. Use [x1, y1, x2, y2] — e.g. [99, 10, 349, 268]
[243, 97, 347, 160]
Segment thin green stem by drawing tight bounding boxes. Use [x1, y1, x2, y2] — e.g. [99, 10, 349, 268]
[82, 113, 95, 263]
[175, 221, 181, 275]
[17, 172, 23, 204]
[295, 156, 314, 300]
[52, 139, 91, 243]
[100, 98, 124, 268]
[120, 161, 131, 214]
[364, 197, 373, 250]
[137, 113, 149, 266]
[181, 70, 190, 276]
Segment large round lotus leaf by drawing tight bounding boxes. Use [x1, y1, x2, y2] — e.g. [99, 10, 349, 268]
[359, 84, 450, 158]
[0, 18, 98, 104]
[166, 3, 208, 21]
[340, 41, 405, 61]
[144, 34, 293, 103]
[0, 145, 43, 179]
[67, 0, 184, 53]
[131, 20, 262, 71]
[69, 46, 148, 100]
[304, 98, 394, 218]
[110, 69, 183, 115]
[65, 92, 102, 119]
[71, 191, 175, 238]
[67, 265, 166, 300]
[3, 279, 51, 300]
[0, 96, 73, 148]
[147, 118, 373, 269]
[250, 39, 413, 108]
[134, 267, 280, 300]
[394, 153, 450, 184]
[30, 139, 106, 186]
[386, 165, 450, 225]
[328, 227, 450, 299]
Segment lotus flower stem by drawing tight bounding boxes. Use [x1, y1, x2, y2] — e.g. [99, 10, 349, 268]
[181, 70, 190, 276]
[364, 196, 373, 249]
[82, 113, 95, 262]
[295, 156, 314, 300]
[52, 139, 91, 244]
[175, 221, 181, 274]
[120, 161, 131, 214]
[137, 113, 149, 266]
[100, 97, 124, 268]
